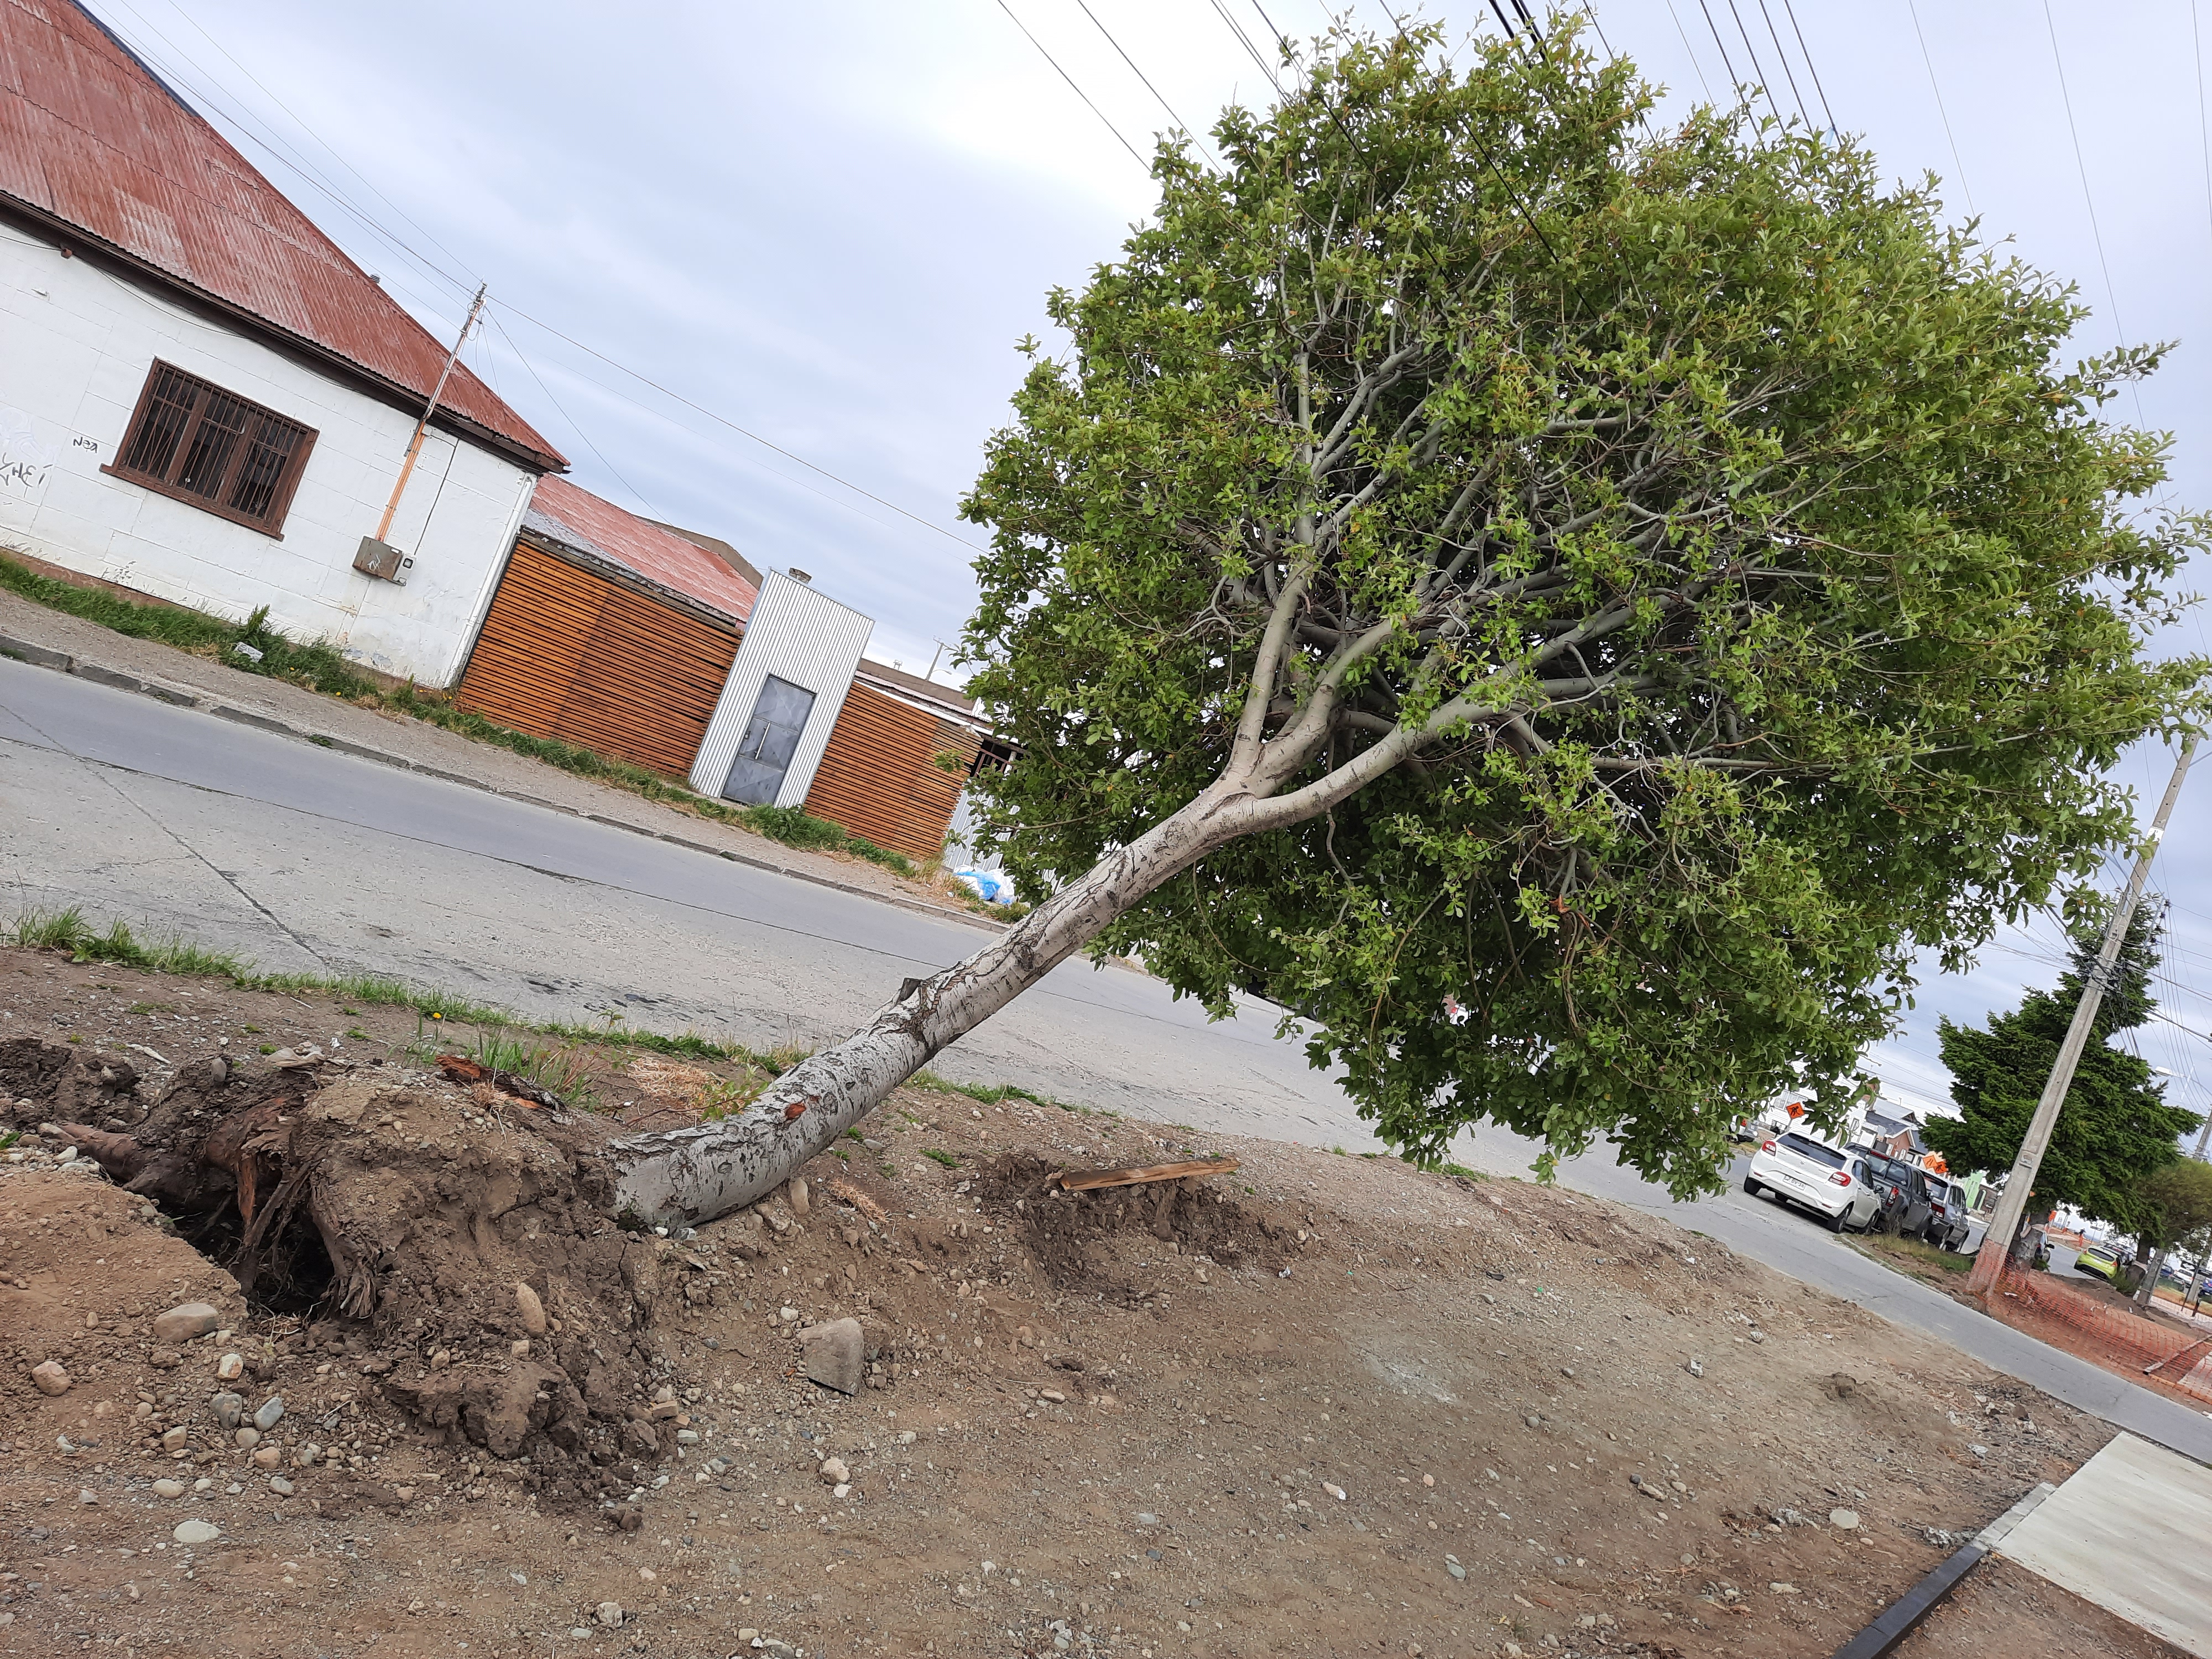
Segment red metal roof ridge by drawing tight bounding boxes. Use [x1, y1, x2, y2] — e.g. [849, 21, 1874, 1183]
[528, 475, 757, 625]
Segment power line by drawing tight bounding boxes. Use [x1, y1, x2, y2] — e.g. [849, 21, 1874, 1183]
[485, 310, 659, 519]
[1694, 0, 1741, 93]
[1777, 0, 1836, 135]
[1751, 0, 1811, 128]
[97, 0, 473, 305]
[1661, 0, 1716, 101]
[2196, 4, 2212, 284]
[154, 0, 482, 293]
[993, 0, 1149, 169]
[1209, 0, 1285, 94]
[1905, 0, 1975, 215]
[2039, 2, 2136, 367]
[1371, 1, 1559, 261]
[494, 301, 981, 549]
[92, 0, 983, 552]
[1720, 0, 1785, 124]
[1070, 0, 1219, 166]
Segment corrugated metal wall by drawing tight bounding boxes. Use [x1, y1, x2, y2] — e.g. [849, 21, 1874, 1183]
[803, 684, 983, 862]
[454, 540, 738, 777]
[690, 571, 874, 807]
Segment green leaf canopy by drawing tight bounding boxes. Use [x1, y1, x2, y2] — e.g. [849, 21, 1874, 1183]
[958, 27, 2206, 1197]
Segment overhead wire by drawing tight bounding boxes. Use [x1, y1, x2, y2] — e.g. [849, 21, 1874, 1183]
[152, 0, 483, 294]
[1371, 0, 1559, 260]
[494, 301, 980, 549]
[1661, 0, 1716, 101]
[1905, 0, 1975, 216]
[1693, 0, 1741, 95]
[485, 310, 660, 519]
[2196, 4, 2212, 293]
[1777, 0, 1835, 135]
[1720, 0, 1785, 123]
[96, 0, 475, 307]
[1750, 0, 1811, 127]
[2039, 0, 2147, 425]
[993, 0, 1149, 168]
[92, 0, 985, 551]
[1069, 0, 1220, 167]
[1210, 0, 1286, 93]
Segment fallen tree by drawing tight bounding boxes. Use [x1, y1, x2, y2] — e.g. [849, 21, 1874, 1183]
[610, 24, 2205, 1228]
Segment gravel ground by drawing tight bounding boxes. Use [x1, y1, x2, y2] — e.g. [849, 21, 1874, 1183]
[0, 947, 2157, 1659]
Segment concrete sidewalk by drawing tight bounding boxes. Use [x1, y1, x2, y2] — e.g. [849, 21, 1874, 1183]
[0, 586, 999, 935]
[1997, 1432, 2212, 1655]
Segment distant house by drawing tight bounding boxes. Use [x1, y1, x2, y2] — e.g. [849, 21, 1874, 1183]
[1857, 1110, 1916, 1159]
[459, 477, 997, 865]
[0, 0, 564, 685]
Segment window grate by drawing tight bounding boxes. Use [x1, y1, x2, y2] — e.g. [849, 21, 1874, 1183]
[107, 362, 317, 535]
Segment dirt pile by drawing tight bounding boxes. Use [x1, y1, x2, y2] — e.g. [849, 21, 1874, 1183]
[975, 1151, 1298, 1297]
[3, 1038, 706, 1502]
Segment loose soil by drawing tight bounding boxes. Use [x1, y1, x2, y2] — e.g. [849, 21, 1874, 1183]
[1891, 1553, 2185, 1659]
[0, 947, 2145, 1658]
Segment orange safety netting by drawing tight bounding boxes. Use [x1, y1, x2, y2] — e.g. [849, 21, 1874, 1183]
[1992, 1259, 2212, 1404]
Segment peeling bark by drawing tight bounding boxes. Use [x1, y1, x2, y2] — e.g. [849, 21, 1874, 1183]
[607, 777, 1274, 1229]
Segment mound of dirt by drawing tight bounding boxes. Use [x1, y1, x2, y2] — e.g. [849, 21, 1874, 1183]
[973, 1151, 1297, 1297]
[3, 1038, 711, 1502]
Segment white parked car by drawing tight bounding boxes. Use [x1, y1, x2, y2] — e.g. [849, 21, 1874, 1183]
[1744, 1132, 1883, 1232]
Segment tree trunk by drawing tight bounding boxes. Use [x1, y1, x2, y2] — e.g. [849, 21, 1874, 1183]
[607, 778, 1261, 1230]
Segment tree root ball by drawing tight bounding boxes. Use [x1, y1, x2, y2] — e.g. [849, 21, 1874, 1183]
[3, 1041, 708, 1498]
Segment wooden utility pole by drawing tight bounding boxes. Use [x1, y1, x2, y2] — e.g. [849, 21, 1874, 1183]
[1966, 737, 2198, 1298]
[373, 284, 487, 544]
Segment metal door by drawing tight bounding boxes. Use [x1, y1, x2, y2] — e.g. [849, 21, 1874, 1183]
[720, 674, 816, 805]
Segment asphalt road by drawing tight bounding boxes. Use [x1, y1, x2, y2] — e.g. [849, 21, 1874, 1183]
[0, 654, 1375, 1147]
[6, 655, 2210, 1463]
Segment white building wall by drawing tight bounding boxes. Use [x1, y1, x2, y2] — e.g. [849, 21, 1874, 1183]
[0, 223, 539, 686]
[691, 570, 874, 809]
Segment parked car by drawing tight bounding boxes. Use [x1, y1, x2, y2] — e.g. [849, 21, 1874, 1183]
[2072, 1243, 2122, 1284]
[1744, 1133, 1884, 1232]
[1860, 1155, 1935, 1237]
[1918, 1175, 1972, 1250]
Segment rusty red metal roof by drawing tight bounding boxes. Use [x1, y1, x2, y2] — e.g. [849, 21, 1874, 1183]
[526, 475, 758, 627]
[0, 0, 564, 470]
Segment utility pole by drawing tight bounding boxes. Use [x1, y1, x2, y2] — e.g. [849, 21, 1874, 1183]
[354, 284, 487, 583]
[1966, 737, 2198, 1299]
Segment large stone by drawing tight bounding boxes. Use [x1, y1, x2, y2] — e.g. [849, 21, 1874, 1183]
[152, 1303, 220, 1345]
[30, 1360, 70, 1396]
[253, 1395, 285, 1432]
[173, 1519, 221, 1545]
[211, 1393, 243, 1431]
[514, 1282, 546, 1335]
[798, 1318, 865, 1396]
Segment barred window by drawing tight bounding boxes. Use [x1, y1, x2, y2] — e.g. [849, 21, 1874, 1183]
[106, 362, 316, 535]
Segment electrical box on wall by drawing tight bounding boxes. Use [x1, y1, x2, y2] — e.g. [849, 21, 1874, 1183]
[353, 536, 411, 584]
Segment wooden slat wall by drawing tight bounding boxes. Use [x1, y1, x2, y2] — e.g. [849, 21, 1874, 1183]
[804, 682, 983, 863]
[455, 541, 739, 779]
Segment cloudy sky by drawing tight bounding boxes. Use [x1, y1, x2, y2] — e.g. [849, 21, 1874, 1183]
[87, 0, 2212, 1130]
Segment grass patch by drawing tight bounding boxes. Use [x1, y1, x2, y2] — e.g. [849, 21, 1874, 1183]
[1436, 1161, 1481, 1181]
[4, 907, 1083, 1120]
[922, 1149, 960, 1168]
[408, 1022, 605, 1112]
[0, 553, 919, 877]
[1854, 1231, 1973, 1276]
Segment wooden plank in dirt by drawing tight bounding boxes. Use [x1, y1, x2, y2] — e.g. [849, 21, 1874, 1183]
[1055, 1157, 1239, 1192]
